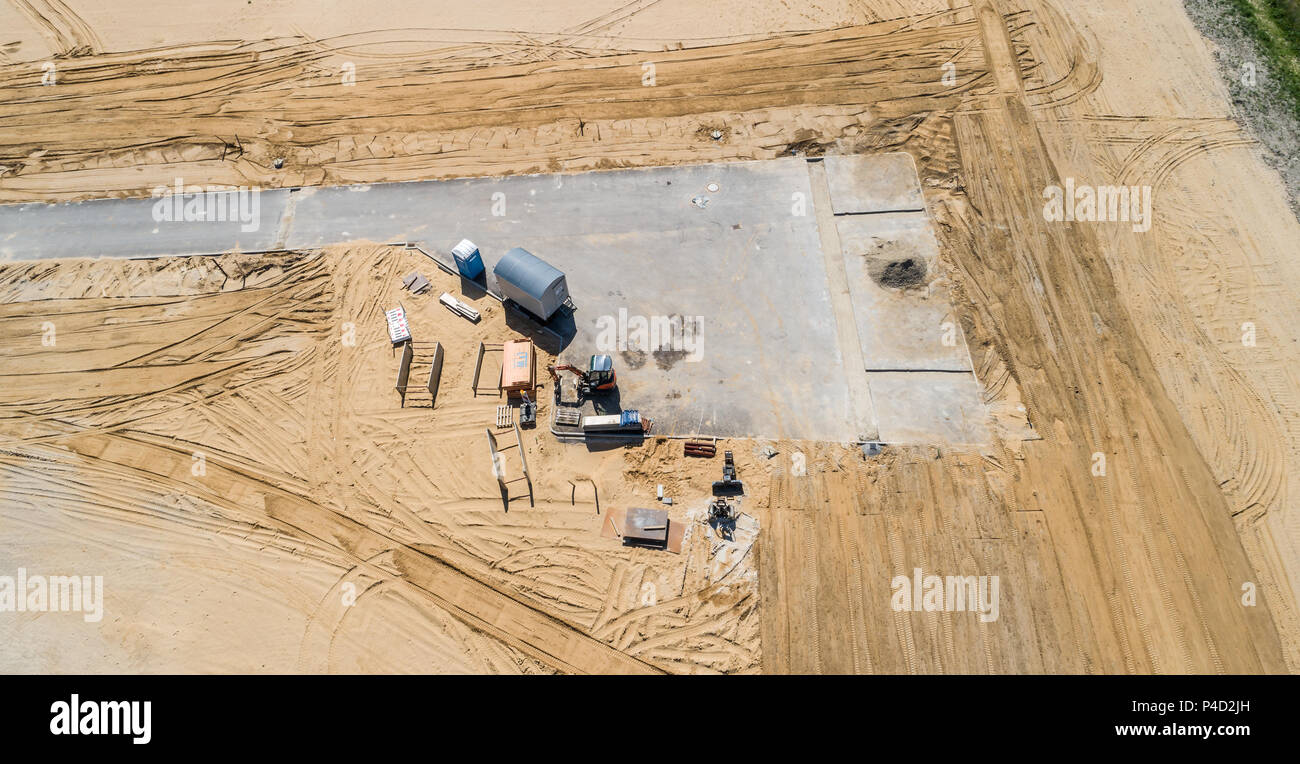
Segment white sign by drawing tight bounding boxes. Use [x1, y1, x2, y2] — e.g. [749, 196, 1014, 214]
[385, 306, 411, 344]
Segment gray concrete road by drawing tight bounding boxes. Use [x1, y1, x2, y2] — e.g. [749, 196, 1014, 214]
[0, 156, 998, 444]
[0, 192, 290, 260]
[289, 159, 859, 440]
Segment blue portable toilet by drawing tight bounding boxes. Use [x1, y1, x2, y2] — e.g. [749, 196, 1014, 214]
[451, 239, 485, 280]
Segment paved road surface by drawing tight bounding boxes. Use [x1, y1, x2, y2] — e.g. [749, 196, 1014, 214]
[0, 157, 990, 443]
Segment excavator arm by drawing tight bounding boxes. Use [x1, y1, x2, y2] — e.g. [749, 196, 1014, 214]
[547, 363, 588, 383]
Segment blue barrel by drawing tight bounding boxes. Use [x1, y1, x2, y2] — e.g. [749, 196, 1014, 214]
[451, 239, 485, 280]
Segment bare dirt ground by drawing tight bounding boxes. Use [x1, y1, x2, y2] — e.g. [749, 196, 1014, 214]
[0, 246, 763, 673]
[1, 0, 1298, 673]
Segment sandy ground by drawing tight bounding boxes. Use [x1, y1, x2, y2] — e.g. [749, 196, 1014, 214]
[0, 246, 764, 673]
[1, 0, 1299, 673]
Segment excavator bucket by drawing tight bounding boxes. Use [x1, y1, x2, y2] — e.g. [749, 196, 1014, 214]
[711, 451, 744, 497]
[712, 479, 744, 497]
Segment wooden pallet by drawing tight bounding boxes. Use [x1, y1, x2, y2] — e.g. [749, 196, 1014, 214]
[496, 405, 513, 428]
[684, 440, 716, 457]
[555, 408, 581, 427]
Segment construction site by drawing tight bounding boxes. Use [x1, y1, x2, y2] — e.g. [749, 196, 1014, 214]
[1, 0, 1298, 677]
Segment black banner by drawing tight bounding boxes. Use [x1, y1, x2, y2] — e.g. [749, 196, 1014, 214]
[0, 675, 1286, 752]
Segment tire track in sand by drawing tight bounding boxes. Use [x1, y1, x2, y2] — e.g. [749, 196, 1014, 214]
[59, 430, 662, 675]
[9, 0, 101, 56]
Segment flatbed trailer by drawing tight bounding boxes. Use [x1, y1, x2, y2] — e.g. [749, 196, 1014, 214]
[581, 410, 648, 433]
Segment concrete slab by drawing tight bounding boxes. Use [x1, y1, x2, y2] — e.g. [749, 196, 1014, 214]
[0, 156, 994, 445]
[835, 212, 971, 371]
[867, 371, 990, 445]
[807, 159, 880, 441]
[290, 159, 866, 442]
[0, 191, 290, 260]
[822, 153, 925, 214]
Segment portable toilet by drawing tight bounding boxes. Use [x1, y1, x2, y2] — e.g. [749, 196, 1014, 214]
[492, 247, 570, 320]
[451, 239, 485, 280]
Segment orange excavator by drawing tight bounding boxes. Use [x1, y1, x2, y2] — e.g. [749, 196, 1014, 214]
[547, 354, 617, 400]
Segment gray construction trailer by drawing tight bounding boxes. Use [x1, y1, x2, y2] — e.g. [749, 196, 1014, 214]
[493, 247, 570, 321]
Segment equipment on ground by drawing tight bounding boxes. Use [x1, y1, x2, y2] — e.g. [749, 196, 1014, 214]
[622, 507, 670, 548]
[519, 393, 537, 427]
[401, 271, 431, 294]
[440, 292, 480, 322]
[684, 440, 716, 458]
[451, 239, 485, 280]
[548, 355, 616, 400]
[500, 339, 536, 396]
[712, 451, 744, 497]
[493, 247, 570, 321]
[581, 410, 650, 433]
[708, 451, 744, 524]
[385, 305, 411, 345]
[708, 495, 738, 524]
